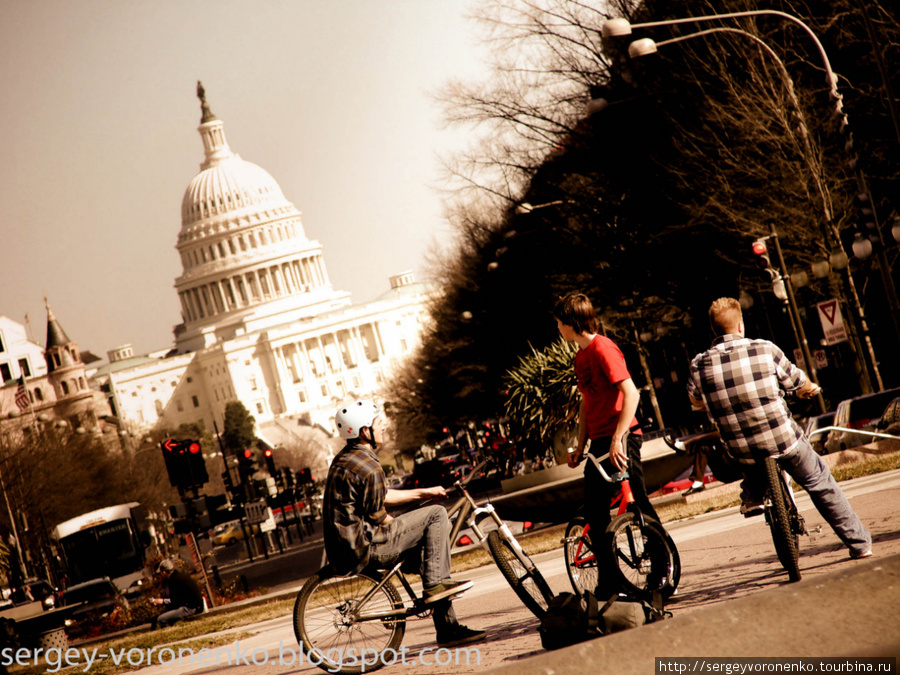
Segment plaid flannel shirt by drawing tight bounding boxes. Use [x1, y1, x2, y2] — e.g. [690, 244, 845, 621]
[688, 334, 807, 463]
[323, 441, 389, 575]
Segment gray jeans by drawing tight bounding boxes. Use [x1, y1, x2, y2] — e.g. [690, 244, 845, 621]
[743, 436, 872, 555]
[369, 505, 457, 633]
[155, 605, 200, 628]
[369, 504, 451, 587]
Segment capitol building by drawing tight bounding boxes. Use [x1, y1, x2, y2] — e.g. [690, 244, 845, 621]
[86, 85, 433, 444]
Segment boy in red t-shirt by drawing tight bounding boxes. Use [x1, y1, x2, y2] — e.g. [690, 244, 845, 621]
[553, 293, 661, 596]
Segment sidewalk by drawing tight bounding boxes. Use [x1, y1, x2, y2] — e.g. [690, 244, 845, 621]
[487, 553, 900, 673]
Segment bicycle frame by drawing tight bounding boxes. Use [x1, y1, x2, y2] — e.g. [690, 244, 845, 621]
[565, 444, 641, 573]
[446, 465, 542, 576]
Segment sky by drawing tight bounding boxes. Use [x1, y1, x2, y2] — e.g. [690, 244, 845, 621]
[1, 0, 490, 359]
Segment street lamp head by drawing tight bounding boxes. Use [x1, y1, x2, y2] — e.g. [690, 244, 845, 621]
[773, 279, 788, 302]
[585, 97, 609, 115]
[602, 18, 633, 38]
[851, 232, 873, 260]
[811, 258, 830, 279]
[829, 249, 849, 270]
[515, 203, 534, 215]
[628, 38, 659, 58]
[790, 270, 809, 289]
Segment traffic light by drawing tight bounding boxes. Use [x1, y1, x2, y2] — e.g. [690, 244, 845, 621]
[263, 448, 277, 477]
[752, 239, 777, 278]
[297, 467, 313, 485]
[184, 439, 208, 487]
[160, 438, 208, 489]
[238, 448, 258, 482]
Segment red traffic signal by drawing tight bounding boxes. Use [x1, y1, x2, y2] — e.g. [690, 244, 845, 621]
[752, 239, 773, 271]
[243, 449, 254, 459]
[160, 438, 208, 489]
[263, 448, 273, 458]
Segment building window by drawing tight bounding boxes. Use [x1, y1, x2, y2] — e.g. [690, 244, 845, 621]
[187, 377, 193, 383]
[321, 384, 328, 396]
[61, 381, 69, 395]
[131, 391, 138, 397]
[0, 332, 4, 353]
[192, 395, 200, 408]
[256, 402, 264, 414]
[34, 388, 43, 401]
[298, 390, 306, 403]
[78, 377, 85, 389]
[0, 363, 10, 382]
[249, 377, 257, 391]
[176, 399, 184, 412]
[17, 359, 30, 377]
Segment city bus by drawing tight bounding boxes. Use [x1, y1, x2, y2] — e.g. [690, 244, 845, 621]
[52, 503, 151, 591]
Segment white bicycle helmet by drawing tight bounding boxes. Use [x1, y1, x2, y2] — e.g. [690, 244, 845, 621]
[335, 400, 379, 441]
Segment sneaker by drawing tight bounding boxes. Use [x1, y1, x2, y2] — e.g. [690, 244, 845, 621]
[437, 625, 486, 648]
[423, 579, 473, 604]
[740, 501, 765, 518]
[683, 483, 705, 496]
[850, 548, 873, 560]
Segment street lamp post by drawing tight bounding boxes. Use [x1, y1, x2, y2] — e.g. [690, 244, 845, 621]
[606, 11, 897, 385]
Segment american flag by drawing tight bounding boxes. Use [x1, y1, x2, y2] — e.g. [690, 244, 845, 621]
[15, 376, 30, 411]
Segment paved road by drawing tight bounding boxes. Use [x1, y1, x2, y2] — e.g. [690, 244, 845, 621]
[128, 469, 900, 674]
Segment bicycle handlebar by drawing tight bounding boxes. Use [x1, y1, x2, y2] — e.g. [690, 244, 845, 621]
[578, 430, 630, 483]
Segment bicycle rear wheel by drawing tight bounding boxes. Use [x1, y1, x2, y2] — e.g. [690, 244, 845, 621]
[763, 457, 801, 582]
[606, 513, 680, 601]
[293, 569, 406, 674]
[487, 530, 554, 619]
[563, 517, 598, 596]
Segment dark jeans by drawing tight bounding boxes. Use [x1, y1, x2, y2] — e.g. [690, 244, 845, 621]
[585, 431, 662, 596]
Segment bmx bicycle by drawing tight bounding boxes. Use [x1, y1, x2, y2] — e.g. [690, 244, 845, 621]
[664, 430, 806, 582]
[563, 437, 681, 607]
[443, 459, 554, 619]
[292, 459, 554, 674]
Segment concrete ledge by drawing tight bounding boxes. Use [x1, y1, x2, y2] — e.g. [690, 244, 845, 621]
[488, 554, 900, 673]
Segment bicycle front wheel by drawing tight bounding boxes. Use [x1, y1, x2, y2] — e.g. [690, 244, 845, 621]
[564, 517, 598, 596]
[763, 457, 801, 582]
[606, 513, 680, 601]
[487, 530, 554, 619]
[293, 569, 406, 674]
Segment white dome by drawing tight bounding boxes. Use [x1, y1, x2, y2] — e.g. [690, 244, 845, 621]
[180, 154, 291, 228]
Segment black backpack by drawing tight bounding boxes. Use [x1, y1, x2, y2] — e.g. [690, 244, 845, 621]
[538, 591, 601, 650]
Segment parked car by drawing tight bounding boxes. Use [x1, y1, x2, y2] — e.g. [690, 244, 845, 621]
[211, 520, 259, 546]
[804, 411, 836, 455]
[61, 578, 128, 638]
[24, 580, 60, 611]
[824, 387, 900, 454]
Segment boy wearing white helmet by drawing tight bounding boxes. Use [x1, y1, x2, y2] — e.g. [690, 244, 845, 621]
[324, 400, 485, 648]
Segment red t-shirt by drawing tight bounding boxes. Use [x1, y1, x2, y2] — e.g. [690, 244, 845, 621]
[574, 335, 640, 440]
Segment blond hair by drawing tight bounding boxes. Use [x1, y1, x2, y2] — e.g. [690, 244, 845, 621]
[709, 297, 742, 336]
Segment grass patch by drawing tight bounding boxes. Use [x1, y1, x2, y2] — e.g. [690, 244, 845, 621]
[830, 450, 900, 482]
